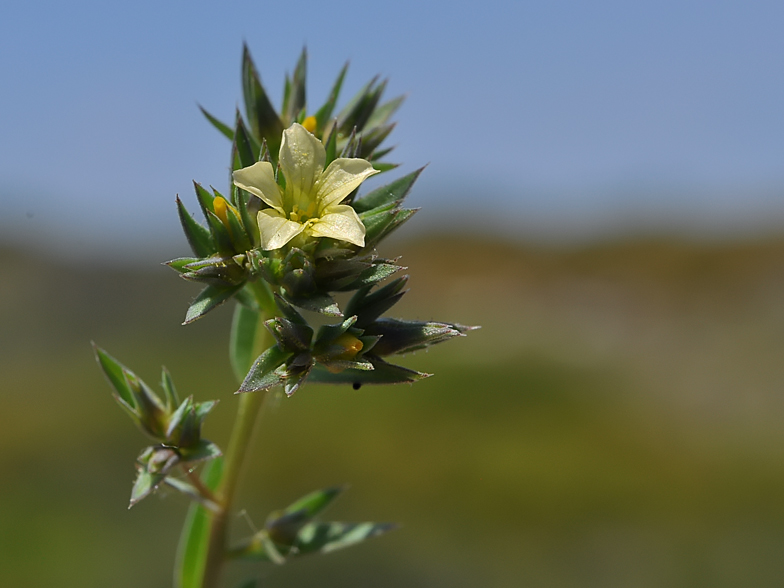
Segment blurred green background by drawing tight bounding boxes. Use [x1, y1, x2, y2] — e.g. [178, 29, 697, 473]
[3, 2, 784, 585]
[2, 233, 784, 587]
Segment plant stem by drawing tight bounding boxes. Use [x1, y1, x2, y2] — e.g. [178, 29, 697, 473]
[200, 286, 275, 588]
[201, 389, 267, 587]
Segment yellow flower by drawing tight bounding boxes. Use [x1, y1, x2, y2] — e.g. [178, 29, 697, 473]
[232, 123, 378, 251]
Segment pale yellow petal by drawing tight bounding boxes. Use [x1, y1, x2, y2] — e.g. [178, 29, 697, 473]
[257, 209, 304, 250]
[279, 123, 325, 203]
[316, 158, 379, 210]
[307, 204, 366, 247]
[233, 161, 283, 211]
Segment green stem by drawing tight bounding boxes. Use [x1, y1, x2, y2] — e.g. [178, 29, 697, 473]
[200, 282, 275, 588]
[200, 389, 267, 588]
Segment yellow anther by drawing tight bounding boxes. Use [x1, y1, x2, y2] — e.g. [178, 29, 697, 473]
[213, 196, 229, 225]
[302, 116, 317, 133]
[333, 333, 364, 360]
[212, 195, 240, 229]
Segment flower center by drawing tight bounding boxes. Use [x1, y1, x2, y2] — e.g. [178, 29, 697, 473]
[288, 202, 318, 224]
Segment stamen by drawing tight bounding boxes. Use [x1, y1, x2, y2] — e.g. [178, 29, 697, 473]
[302, 116, 317, 133]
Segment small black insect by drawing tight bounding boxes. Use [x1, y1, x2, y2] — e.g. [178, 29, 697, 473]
[352, 382, 362, 390]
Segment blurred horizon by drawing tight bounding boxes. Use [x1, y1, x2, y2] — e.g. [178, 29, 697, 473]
[2, 0, 784, 257]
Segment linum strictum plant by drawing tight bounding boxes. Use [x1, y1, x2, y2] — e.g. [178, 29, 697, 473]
[94, 46, 475, 588]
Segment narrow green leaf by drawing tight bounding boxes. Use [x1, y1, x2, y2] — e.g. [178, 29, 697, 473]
[160, 367, 179, 410]
[242, 44, 283, 157]
[337, 76, 378, 131]
[353, 167, 424, 213]
[371, 162, 400, 173]
[193, 181, 215, 221]
[284, 47, 307, 124]
[308, 356, 430, 386]
[359, 123, 396, 159]
[315, 63, 347, 134]
[183, 284, 243, 324]
[229, 302, 262, 383]
[334, 261, 402, 292]
[285, 292, 341, 317]
[166, 256, 200, 274]
[365, 318, 470, 356]
[294, 521, 397, 554]
[180, 439, 223, 463]
[93, 344, 135, 408]
[174, 457, 224, 588]
[363, 208, 418, 248]
[369, 146, 394, 162]
[205, 210, 235, 255]
[238, 346, 292, 393]
[176, 197, 215, 258]
[130, 469, 166, 508]
[233, 112, 259, 169]
[199, 105, 234, 141]
[364, 95, 405, 133]
[283, 487, 345, 519]
[345, 277, 409, 328]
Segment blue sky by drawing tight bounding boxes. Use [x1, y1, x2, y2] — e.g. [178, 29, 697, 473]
[2, 0, 784, 257]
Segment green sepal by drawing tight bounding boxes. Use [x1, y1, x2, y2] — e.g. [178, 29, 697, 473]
[322, 122, 338, 167]
[365, 318, 474, 356]
[333, 260, 402, 292]
[161, 366, 179, 411]
[238, 345, 293, 393]
[234, 183, 260, 248]
[242, 44, 283, 159]
[93, 344, 136, 411]
[179, 256, 247, 288]
[205, 210, 235, 255]
[364, 94, 405, 133]
[193, 181, 215, 221]
[283, 292, 342, 317]
[308, 355, 430, 386]
[183, 284, 244, 325]
[176, 197, 215, 258]
[175, 457, 224, 588]
[353, 167, 424, 213]
[274, 294, 308, 325]
[369, 146, 394, 162]
[314, 316, 358, 349]
[371, 162, 400, 173]
[315, 64, 347, 134]
[130, 468, 167, 508]
[317, 358, 374, 374]
[359, 122, 396, 159]
[345, 277, 409, 328]
[362, 207, 418, 249]
[265, 317, 313, 353]
[166, 396, 218, 447]
[218, 191, 253, 253]
[282, 354, 313, 397]
[337, 76, 381, 134]
[179, 439, 223, 463]
[198, 105, 233, 141]
[282, 47, 307, 125]
[166, 257, 199, 274]
[130, 445, 180, 508]
[232, 111, 259, 170]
